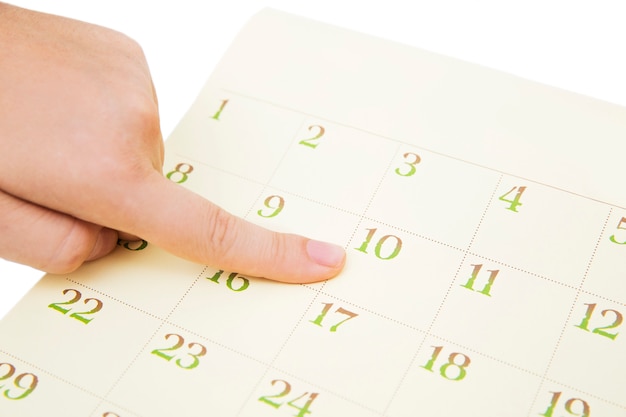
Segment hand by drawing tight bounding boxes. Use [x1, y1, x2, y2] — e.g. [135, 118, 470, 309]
[0, 3, 345, 283]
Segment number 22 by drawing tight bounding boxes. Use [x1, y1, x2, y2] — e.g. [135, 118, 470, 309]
[48, 289, 103, 324]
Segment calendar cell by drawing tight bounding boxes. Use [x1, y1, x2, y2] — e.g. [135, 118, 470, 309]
[430, 256, 578, 373]
[470, 180, 610, 288]
[319, 223, 465, 331]
[247, 186, 361, 247]
[546, 298, 625, 407]
[0, 278, 162, 396]
[167, 268, 318, 363]
[164, 154, 267, 219]
[57, 244, 205, 318]
[106, 324, 267, 417]
[385, 335, 542, 417]
[366, 146, 501, 249]
[168, 91, 305, 183]
[272, 301, 422, 412]
[0, 355, 98, 417]
[269, 119, 398, 213]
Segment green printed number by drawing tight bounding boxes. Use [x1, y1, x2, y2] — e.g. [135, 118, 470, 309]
[309, 302, 358, 332]
[298, 125, 325, 149]
[211, 99, 229, 120]
[541, 391, 590, 417]
[575, 303, 622, 340]
[151, 333, 207, 370]
[355, 228, 402, 260]
[461, 264, 500, 297]
[421, 346, 471, 381]
[499, 186, 526, 212]
[0, 362, 38, 400]
[258, 195, 285, 218]
[395, 152, 421, 177]
[48, 289, 103, 324]
[207, 270, 250, 292]
[259, 379, 319, 417]
[609, 216, 626, 244]
[166, 162, 194, 184]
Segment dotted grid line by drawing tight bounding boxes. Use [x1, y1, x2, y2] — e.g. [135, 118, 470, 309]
[380, 173, 504, 415]
[525, 208, 617, 417]
[85, 265, 209, 417]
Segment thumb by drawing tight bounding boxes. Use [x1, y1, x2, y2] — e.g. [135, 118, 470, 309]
[113, 173, 346, 283]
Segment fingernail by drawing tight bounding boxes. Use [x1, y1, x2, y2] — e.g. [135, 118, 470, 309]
[306, 239, 346, 268]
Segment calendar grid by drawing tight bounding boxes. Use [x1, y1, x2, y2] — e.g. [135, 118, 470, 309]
[164, 87, 625, 415]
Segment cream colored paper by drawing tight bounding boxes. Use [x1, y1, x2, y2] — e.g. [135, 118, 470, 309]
[1, 8, 625, 417]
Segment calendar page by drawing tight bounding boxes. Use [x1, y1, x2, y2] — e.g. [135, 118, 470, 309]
[1, 8, 625, 417]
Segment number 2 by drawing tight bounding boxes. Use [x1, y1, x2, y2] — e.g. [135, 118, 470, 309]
[298, 125, 325, 149]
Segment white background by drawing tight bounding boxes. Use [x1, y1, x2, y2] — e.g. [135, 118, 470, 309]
[1, 0, 625, 319]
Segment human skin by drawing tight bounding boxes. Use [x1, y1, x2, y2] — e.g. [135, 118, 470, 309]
[0, 2, 346, 283]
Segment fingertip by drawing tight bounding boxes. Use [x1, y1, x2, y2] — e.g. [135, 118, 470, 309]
[305, 238, 346, 272]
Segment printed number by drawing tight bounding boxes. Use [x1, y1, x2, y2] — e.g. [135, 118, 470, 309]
[151, 333, 207, 370]
[461, 264, 500, 297]
[48, 289, 103, 324]
[309, 302, 358, 332]
[207, 270, 250, 292]
[212, 99, 229, 120]
[117, 239, 148, 251]
[609, 217, 626, 244]
[541, 391, 590, 417]
[355, 228, 402, 260]
[258, 379, 319, 417]
[0, 362, 38, 400]
[421, 346, 471, 381]
[298, 125, 325, 149]
[499, 186, 526, 212]
[166, 163, 194, 184]
[258, 195, 285, 218]
[395, 152, 421, 177]
[575, 303, 622, 340]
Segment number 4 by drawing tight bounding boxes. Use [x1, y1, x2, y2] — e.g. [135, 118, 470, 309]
[499, 186, 526, 212]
